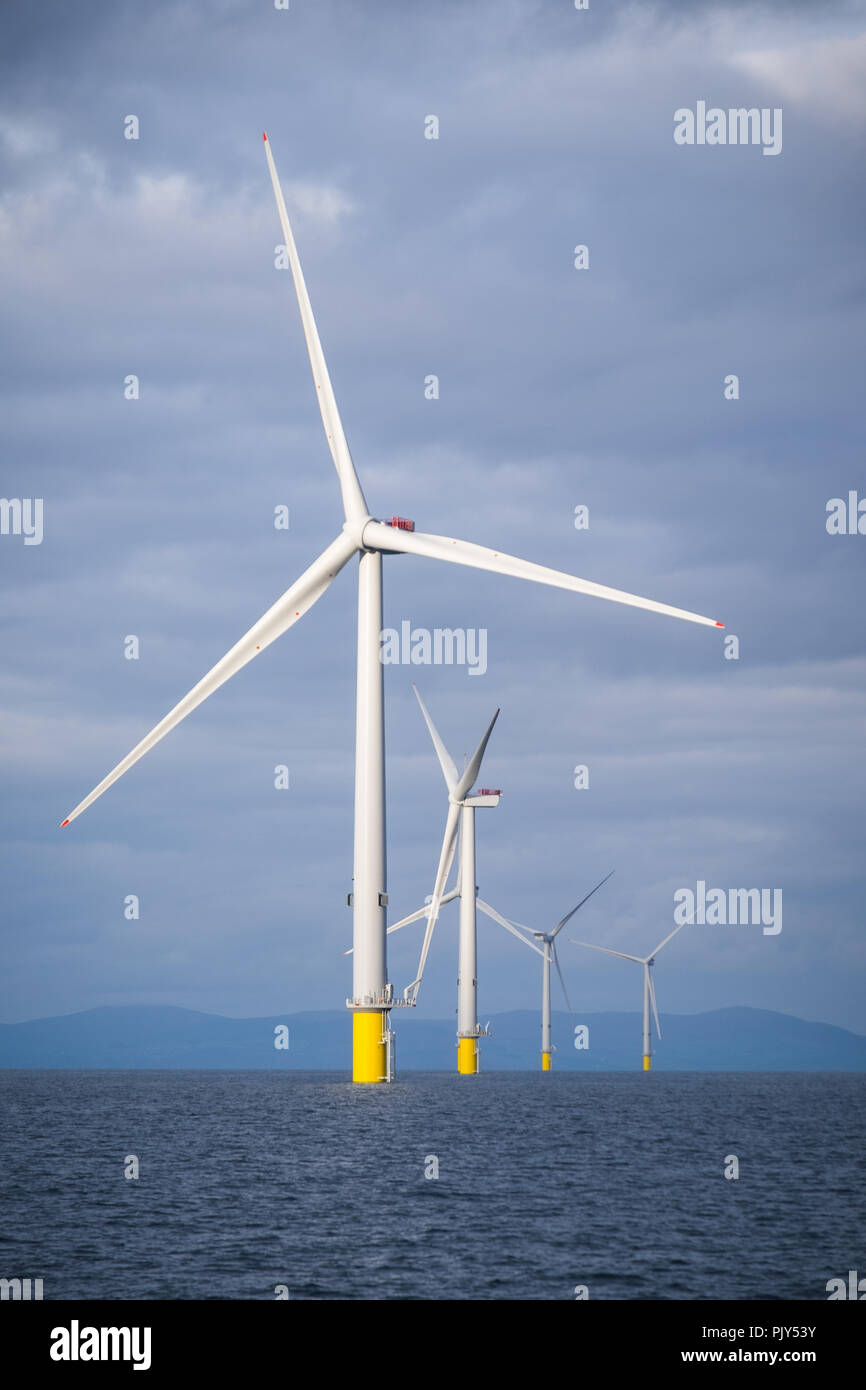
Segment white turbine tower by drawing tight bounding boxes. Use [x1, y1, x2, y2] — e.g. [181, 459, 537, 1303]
[60, 133, 722, 1084]
[571, 923, 685, 1070]
[480, 872, 614, 1070]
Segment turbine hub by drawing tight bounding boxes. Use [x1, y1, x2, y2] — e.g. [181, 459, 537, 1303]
[346, 515, 377, 550]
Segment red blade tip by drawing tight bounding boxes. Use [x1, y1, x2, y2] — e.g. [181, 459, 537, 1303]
[715, 621, 725, 628]
[61, 819, 70, 827]
[263, 131, 268, 141]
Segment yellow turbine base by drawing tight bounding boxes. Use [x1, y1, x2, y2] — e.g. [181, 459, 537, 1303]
[353, 1011, 387, 1084]
[542, 1052, 552, 1071]
[457, 1037, 478, 1074]
[643, 1054, 651, 1071]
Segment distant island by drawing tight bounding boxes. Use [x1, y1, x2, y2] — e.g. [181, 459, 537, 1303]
[1, 1005, 865, 1071]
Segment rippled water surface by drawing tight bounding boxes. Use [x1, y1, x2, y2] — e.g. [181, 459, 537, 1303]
[2, 1070, 864, 1300]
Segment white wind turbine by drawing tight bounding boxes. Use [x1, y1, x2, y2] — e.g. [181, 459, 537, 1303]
[571, 923, 685, 1070]
[380, 684, 539, 1073]
[482, 872, 614, 1070]
[60, 133, 722, 1085]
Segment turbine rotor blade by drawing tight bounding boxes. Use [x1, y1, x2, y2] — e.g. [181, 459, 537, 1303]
[409, 802, 461, 997]
[477, 899, 547, 958]
[646, 922, 686, 961]
[263, 133, 368, 524]
[552, 941, 573, 1015]
[412, 685, 458, 792]
[648, 968, 662, 1039]
[570, 940, 643, 964]
[343, 887, 459, 954]
[550, 869, 615, 938]
[453, 708, 499, 803]
[362, 523, 723, 629]
[391, 887, 459, 935]
[61, 531, 357, 826]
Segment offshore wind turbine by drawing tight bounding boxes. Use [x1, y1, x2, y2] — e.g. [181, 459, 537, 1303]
[480, 872, 614, 1069]
[60, 132, 722, 1085]
[571, 923, 685, 1070]
[384, 685, 522, 1073]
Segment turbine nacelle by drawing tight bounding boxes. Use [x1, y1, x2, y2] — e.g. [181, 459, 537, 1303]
[344, 514, 419, 551]
[456, 791, 500, 808]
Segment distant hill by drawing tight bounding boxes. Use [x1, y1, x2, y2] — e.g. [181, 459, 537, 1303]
[1, 1004, 865, 1071]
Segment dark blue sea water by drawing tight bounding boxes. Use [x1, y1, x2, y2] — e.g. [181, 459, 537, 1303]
[1, 1071, 864, 1301]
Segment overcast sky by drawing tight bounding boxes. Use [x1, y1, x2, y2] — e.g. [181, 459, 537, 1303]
[1, 0, 864, 1039]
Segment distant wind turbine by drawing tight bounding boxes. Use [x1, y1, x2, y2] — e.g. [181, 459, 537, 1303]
[60, 133, 721, 1085]
[384, 685, 520, 1073]
[571, 924, 685, 1070]
[481, 872, 614, 1069]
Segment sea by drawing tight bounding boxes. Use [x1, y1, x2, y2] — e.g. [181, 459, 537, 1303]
[1, 1070, 864, 1301]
